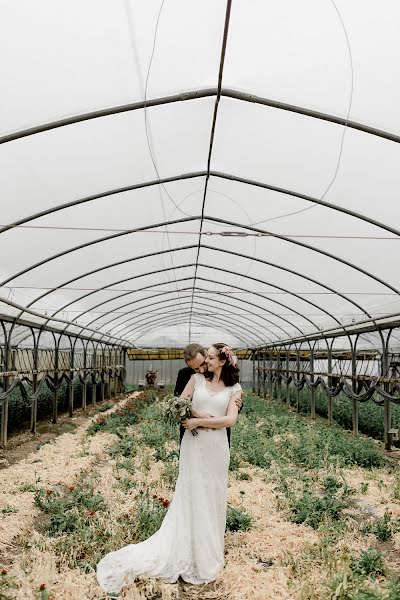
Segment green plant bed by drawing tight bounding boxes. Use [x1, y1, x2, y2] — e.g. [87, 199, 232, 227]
[2, 381, 110, 435]
[287, 387, 400, 442]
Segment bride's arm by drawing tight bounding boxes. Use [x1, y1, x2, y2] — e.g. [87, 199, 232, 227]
[179, 375, 195, 400]
[183, 392, 240, 431]
[179, 376, 213, 419]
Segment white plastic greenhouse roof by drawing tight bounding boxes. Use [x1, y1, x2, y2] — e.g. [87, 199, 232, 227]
[1, 0, 400, 349]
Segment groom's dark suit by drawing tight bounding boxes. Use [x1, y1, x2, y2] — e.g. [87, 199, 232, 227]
[174, 367, 243, 448]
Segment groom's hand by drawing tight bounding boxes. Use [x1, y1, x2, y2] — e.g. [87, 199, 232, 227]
[234, 392, 243, 411]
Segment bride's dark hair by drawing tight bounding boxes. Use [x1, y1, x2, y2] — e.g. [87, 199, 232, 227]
[205, 343, 240, 387]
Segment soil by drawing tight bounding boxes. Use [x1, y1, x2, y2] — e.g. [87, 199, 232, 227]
[0, 395, 124, 469]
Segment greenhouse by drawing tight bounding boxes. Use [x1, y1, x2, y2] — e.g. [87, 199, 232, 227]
[1, 2, 400, 599]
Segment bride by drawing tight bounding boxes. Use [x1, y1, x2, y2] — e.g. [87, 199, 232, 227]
[96, 343, 242, 596]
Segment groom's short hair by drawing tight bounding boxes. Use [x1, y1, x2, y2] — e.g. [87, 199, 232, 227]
[183, 343, 206, 362]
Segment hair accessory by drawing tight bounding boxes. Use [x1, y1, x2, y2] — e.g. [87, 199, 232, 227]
[220, 345, 237, 366]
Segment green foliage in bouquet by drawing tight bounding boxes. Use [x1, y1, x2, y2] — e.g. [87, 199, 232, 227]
[162, 395, 198, 436]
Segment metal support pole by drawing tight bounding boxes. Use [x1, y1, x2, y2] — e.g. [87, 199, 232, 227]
[263, 349, 266, 398]
[296, 351, 300, 413]
[352, 343, 358, 436]
[31, 335, 38, 434]
[92, 374, 97, 406]
[82, 348, 87, 413]
[277, 350, 281, 402]
[1, 327, 10, 447]
[257, 353, 260, 396]
[382, 338, 391, 450]
[327, 346, 333, 425]
[310, 349, 315, 420]
[69, 344, 74, 417]
[113, 368, 118, 397]
[285, 351, 290, 408]
[252, 353, 255, 393]
[122, 349, 127, 393]
[53, 344, 59, 424]
[269, 352, 273, 397]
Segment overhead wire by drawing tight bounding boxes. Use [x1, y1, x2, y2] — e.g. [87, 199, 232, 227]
[139, 0, 188, 328]
[251, 0, 354, 228]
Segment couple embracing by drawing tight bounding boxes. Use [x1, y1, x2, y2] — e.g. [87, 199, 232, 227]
[97, 342, 244, 596]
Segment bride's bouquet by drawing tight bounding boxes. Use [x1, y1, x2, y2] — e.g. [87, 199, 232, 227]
[162, 395, 198, 436]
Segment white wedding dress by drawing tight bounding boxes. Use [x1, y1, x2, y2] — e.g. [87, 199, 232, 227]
[96, 374, 242, 595]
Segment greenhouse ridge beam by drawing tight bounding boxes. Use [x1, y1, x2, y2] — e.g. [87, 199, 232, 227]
[189, 0, 233, 341]
[2, 90, 399, 146]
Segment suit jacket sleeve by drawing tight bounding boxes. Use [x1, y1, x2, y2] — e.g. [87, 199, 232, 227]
[174, 368, 192, 397]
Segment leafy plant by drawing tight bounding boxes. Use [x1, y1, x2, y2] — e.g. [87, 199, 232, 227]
[226, 505, 252, 532]
[352, 548, 386, 577]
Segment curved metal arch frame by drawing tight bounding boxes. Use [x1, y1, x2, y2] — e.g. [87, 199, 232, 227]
[0, 294, 130, 347]
[102, 293, 277, 343]
[74, 264, 329, 335]
[51, 257, 336, 334]
[77, 270, 336, 342]
[4, 214, 395, 327]
[2, 88, 399, 146]
[2, 170, 400, 245]
[85, 277, 290, 343]
[53, 245, 370, 342]
[120, 304, 265, 346]
[127, 313, 256, 347]
[6, 233, 381, 347]
[107, 298, 273, 344]
[86, 273, 334, 344]
[90, 283, 296, 345]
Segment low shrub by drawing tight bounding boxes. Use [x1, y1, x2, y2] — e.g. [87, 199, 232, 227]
[226, 505, 252, 532]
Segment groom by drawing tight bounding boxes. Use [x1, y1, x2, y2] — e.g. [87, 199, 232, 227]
[174, 343, 243, 447]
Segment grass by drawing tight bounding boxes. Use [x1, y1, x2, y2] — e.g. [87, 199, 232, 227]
[21, 388, 400, 599]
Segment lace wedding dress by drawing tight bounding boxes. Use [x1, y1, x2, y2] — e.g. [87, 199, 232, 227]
[96, 373, 242, 595]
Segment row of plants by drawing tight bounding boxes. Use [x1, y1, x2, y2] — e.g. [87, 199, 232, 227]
[230, 393, 400, 599]
[282, 384, 400, 442]
[2, 380, 113, 435]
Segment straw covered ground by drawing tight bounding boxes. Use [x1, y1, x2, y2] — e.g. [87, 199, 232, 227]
[1, 389, 399, 600]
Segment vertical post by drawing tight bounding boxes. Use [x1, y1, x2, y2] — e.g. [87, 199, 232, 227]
[263, 349, 266, 398]
[31, 334, 38, 434]
[327, 345, 333, 425]
[53, 343, 59, 424]
[252, 353, 256, 393]
[1, 326, 10, 447]
[69, 343, 74, 417]
[382, 336, 391, 450]
[296, 351, 300, 413]
[257, 352, 260, 396]
[286, 351, 290, 408]
[352, 341, 358, 436]
[269, 352, 273, 397]
[113, 368, 118, 397]
[122, 349, 127, 393]
[100, 348, 105, 402]
[277, 350, 281, 402]
[82, 348, 87, 413]
[91, 348, 97, 406]
[310, 348, 316, 420]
